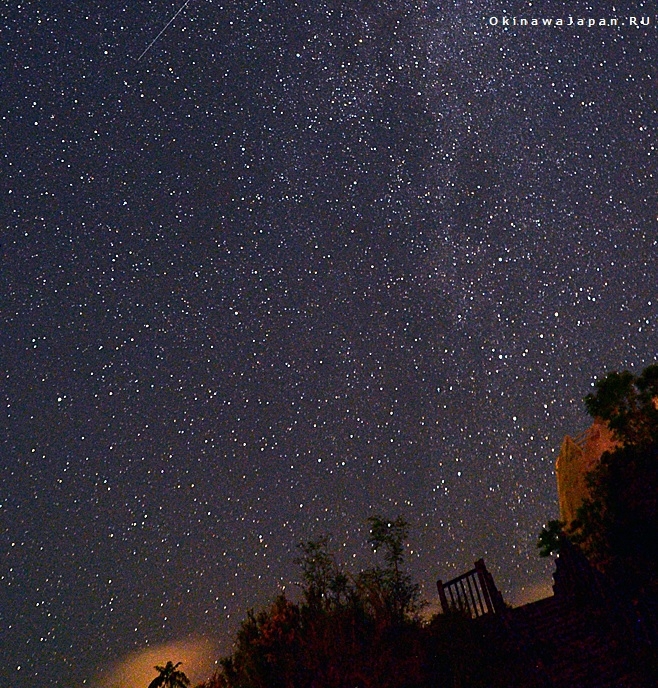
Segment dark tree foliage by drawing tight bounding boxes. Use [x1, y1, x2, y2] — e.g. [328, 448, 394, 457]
[584, 363, 658, 446]
[542, 364, 658, 597]
[537, 519, 565, 558]
[571, 439, 658, 593]
[199, 517, 522, 688]
[295, 535, 348, 610]
[368, 515, 407, 567]
[148, 661, 190, 688]
[363, 515, 422, 621]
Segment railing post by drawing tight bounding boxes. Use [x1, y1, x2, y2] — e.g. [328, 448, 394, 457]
[475, 558, 506, 614]
[437, 579, 449, 614]
[439, 560, 506, 618]
[474, 559, 494, 614]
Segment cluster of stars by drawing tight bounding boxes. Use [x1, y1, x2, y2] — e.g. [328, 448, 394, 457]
[2, 2, 657, 686]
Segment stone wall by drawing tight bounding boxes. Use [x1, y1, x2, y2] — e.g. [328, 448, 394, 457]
[555, 418, 619, 526]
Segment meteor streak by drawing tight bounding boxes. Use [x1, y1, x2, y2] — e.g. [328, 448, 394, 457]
[137, 0, 193, 61]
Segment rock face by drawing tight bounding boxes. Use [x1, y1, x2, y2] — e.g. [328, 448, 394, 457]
[555, 418, 619, 526]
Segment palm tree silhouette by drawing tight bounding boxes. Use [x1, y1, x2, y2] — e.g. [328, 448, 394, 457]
[147, 661, 190, 688]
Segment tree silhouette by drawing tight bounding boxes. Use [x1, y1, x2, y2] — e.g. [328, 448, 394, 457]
[540, 364, 658, 595]
[584, 363, 658, 446]
[537, 519, 566, 558]
[366, 515, 421, 619]
[207, 517, 438, 688]
[295, 535, 348, 609]
[147, 661, 190, 688]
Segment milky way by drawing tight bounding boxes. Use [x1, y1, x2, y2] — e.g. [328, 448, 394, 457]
[2, 2, 657, 685]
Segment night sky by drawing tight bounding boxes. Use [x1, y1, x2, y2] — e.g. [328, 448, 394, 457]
[2, 1, 657, 686]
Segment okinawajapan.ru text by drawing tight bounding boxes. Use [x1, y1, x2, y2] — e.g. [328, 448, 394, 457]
[487, 16, 651, 28]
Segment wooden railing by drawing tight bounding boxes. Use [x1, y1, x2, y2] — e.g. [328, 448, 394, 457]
[571, 428, 591, 449]
[437, 559, 506, 618]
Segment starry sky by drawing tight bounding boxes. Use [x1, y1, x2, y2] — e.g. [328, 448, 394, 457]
[2, 1, 657, 686]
